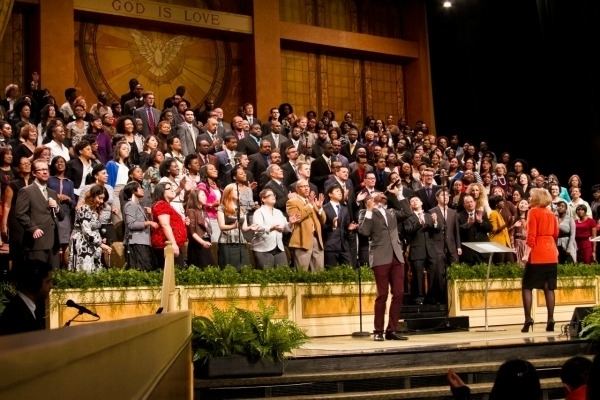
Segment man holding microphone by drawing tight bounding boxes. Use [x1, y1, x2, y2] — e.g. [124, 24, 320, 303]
[15, 159, 63, 268]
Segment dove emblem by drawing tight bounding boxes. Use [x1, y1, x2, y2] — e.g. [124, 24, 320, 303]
[130, 30, 186, 83]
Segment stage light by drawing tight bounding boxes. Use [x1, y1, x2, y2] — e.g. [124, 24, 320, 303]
[443, 1, 453, 8]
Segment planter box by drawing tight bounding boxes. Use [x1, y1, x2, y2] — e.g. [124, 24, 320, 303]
[195, 355, 283, 378]
[49, 282, 379, 336]
[448, 277, 600, 327]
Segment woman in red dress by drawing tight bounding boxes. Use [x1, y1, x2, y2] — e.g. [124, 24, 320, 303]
[574, 205, 596, 264]
[151, 182, 187, 268]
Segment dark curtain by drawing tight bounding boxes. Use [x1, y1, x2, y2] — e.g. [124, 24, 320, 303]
[427, 0, 600, 192]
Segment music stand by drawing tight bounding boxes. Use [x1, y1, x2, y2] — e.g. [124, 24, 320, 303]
[461, 242, 515, 332]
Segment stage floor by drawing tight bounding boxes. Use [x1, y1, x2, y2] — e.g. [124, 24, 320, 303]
[293, 322, 573, 357]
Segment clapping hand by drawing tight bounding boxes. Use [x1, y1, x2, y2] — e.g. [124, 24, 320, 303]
[312, 193, 325, 209]
[288, 214, 300, 224]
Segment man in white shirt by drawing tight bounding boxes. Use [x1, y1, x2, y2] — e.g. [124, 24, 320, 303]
[46, 124, 70, 162]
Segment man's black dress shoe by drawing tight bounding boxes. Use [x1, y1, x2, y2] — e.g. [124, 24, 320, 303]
[373, 333, 385, 341]
[385, 331, 408, 340]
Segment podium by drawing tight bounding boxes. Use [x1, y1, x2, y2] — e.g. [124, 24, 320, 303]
[461, 242, 516, 331]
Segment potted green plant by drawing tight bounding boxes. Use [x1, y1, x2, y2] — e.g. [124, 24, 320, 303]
[192, 304, 308, 378]
[581, 306, 600, 342]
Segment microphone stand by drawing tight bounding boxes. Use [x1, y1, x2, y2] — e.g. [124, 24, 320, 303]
[64, 310, 83, 327]
[352, 210, 370, 338]
[235, 179, 243, 269]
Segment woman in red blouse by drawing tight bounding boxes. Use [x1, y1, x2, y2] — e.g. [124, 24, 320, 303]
[522, 188, 559, 333]
[151, 182, 187, 268]
[574, 204, 597, 264]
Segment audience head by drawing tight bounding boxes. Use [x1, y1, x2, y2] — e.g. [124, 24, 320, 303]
[489, 359, 541, 400]
[560, 356, 591, 395]
[12, 260, 53, 301]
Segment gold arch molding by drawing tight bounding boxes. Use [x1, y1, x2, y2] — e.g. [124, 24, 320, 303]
[79, 22, 231, 108]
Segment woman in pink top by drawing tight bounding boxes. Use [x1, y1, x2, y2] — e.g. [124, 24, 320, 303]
[197, 164, 221, 243]
[521, 188, 559, 333]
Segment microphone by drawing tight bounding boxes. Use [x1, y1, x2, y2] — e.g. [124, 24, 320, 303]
[66, 299, 100, 318]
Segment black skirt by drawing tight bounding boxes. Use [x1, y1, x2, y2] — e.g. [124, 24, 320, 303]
[522, 263, 557, 290]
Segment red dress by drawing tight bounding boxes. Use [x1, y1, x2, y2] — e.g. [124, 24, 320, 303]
[151, 200, 187, 248]
[575, 217, 595, 264]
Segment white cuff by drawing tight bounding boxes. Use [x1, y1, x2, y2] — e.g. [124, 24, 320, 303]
[365, 210, 373, 219]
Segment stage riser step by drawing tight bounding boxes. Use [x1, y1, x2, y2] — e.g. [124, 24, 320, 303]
[284, 341, 590, 374]
[196, 377, 565, 399]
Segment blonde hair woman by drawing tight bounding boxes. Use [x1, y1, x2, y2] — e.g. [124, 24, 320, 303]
[466, 182, 491, 216]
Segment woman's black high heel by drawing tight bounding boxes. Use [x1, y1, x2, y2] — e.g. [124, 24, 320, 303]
[521, 319, 534, 333]
[546, 320, 555, 332]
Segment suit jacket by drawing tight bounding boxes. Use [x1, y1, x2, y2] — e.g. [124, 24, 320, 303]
[341, 141, 364, 163]
[249, 152, 269, 183]
[134, 106, 161, 137]
[123, 97, 143, 116]
[217, 120, 231, 138]
[215, 150, 236, 187]
[0, 294, 45, 335]
[310, 156, 332, 194]
[237, 135, 261, 155]
[15, 184, 63, 251]
[264, 179, 289, 215]
[176, 122, 201, 156]
[286, 196, 326, 251]
[417, 185, 441, 212]
[429, 206, 461, 263]
[402, 212, 440, 261]
[263, 133, 290, 154]
[458, 209, 492, 264]
[373, 169, 390, 192]
[197, 153, 218, 168]
[322, 202, 351, 252]
[281, 161, 298, 188]
[358, 200, 411, 267]
[197, 131, 222, 154]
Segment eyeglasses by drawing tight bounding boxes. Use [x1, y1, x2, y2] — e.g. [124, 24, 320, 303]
[35, 168, 49, 172]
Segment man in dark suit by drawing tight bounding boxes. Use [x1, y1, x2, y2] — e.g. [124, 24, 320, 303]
[197, 117, 222, 155]
[237, 123, 262, 155]
[358, 190, 411, 341]
[373, 157, 390, 192]
[458, 194, 492, 265]
[214, 107, 231, 137]
[263, 164, 289, 216]
[133, 91, 161, 137]
[428, 187, 461, 304]
[197, 139, 218, 168]
[120, 78, 139, 109]
[215, 136, 238, 188]
[249, 140, 272, 186]
[310, 142, 334, 194]
[15, 159, 64, 268]
[403, 196, 441, 305]
[281, 145, 299, 188]
[341, 128, 363, 163]
[429, 187, 462, 265]
[177, 109, 202, 156]
[263, 120, 289, 154]
[416, 167, 440, 212]
[241, 102, 261, 127]
[0, 260, 53, 335]
[323, 185, 357, 268]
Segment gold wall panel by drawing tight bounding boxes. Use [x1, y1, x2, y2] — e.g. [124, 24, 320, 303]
[57, 301, 160, 327]
[0, 10, 22, 93]
[188, 296, 289, 319]
[280, 0, 314, 25]
[325, 55, 362, 123]
[366, 60, 405, 122]
[75, 22, 241, 117]
[459, 289, 523, 310]
[302, 294, 376, 318]
[281, 49, 318, 117]
[537, 287, 596, 306]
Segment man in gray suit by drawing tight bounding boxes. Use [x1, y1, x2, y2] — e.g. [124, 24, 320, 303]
[358, 190, 411, 341]
[15, 159, 64, 268]
[134, 91, 161, 137]
[177, 109, 201, 156]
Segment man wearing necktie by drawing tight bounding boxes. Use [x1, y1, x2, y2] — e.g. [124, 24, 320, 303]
[15, 159, 64, 268]
[416, 168, 440, 212]
[403, 196, 440, 305]
[133, 91, 160, 137]
[286, 179, 326, 272]
[359, 190, 411, 341]
[323, 185, 357, 268]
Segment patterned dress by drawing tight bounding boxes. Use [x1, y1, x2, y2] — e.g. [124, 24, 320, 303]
[68, 205, 103, 272]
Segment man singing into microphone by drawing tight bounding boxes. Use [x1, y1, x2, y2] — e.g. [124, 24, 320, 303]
[15, 159, 63, 268]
